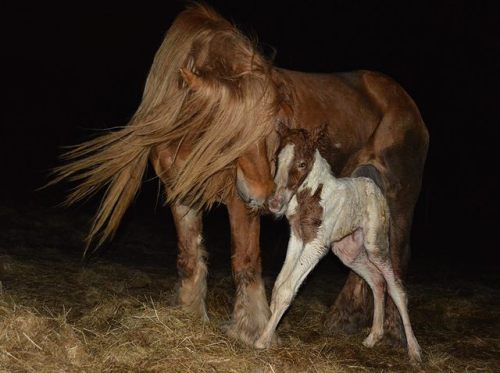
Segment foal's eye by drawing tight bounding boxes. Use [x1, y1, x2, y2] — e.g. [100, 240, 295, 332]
[297, 161, 306, 169]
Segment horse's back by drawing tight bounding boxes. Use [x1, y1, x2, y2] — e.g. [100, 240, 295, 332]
[279, 68, 425, 127]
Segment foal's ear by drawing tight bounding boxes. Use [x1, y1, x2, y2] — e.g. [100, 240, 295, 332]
[309, 122, 328, 145]
[179, 68, 203, 91]
[276, 120, 290, 137]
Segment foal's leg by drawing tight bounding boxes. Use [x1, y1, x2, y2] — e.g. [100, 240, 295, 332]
[365, 234, 422, 363]
[255, 240, 328, 349]
[224, 194, 271, 346]
[366, 245, 422, 364]
[272, 233, 302, 300]
[171, 203, 208, 321]
[333, 231, 386, 348]
[349, 252, 386, 348]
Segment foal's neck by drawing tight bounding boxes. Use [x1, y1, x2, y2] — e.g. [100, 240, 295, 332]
[299, 150, 334, 193]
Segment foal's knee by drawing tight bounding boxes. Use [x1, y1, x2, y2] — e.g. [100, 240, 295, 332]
[272, 286, 294, 309]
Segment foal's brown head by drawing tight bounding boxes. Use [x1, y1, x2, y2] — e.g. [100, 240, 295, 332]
[268, 123, 326, 215]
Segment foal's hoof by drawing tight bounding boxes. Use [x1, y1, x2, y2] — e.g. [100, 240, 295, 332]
[254, 337, 271, 350]
[362, 333, 382, 348]
[409, 344, 423, 366]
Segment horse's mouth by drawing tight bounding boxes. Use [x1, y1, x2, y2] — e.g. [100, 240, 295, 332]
[236, 186, 265, 210]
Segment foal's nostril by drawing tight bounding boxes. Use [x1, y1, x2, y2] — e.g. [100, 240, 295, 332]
[268, 194, 283, 211]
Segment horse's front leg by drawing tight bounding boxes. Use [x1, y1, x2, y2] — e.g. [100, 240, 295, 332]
[171, 203, 208, 321]
[223, 193, 271, 346]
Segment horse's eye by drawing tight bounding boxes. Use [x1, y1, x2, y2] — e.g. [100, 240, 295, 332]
[297, 161, 306, 169]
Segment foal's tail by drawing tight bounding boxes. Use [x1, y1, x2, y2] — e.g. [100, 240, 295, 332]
[47, 125, 150, 252]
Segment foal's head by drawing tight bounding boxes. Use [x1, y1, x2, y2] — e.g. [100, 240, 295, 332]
[268, 123, 326, 215]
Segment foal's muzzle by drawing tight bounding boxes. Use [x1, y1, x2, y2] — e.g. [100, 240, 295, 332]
[267, 188, 289, 216]
[268, 194, 284, 214]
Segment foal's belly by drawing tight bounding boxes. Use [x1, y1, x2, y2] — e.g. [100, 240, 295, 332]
[331, 228, 364, 266]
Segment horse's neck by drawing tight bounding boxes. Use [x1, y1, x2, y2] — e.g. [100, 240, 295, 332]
[299, 150, 335, 193]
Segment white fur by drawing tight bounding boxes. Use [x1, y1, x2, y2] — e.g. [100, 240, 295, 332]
[271, 144, 295, 215]
[275, 144, 295, 188]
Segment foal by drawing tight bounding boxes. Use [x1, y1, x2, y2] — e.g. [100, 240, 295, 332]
[255, 124, 422, 364]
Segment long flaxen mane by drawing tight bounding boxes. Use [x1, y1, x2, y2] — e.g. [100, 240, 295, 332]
[49, 3, 280, 250]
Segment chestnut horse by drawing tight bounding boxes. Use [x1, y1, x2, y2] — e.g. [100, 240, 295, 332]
[51, 4, 428, 346]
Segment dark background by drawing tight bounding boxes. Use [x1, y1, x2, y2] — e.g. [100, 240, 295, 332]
[1, 2, 498, 271]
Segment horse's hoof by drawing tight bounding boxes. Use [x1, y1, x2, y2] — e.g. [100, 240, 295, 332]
[323, 307, 369, 336]
[383, 318, 406, 347]
[220, 321, 259, 347]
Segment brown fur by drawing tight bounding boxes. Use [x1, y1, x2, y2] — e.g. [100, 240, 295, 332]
[289, 186, 324, 244]
[224, 194, 270, 344]
[276, 123, 327, 192]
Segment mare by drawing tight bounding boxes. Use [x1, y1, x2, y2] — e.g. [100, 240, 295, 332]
[50, 4, 428, 345]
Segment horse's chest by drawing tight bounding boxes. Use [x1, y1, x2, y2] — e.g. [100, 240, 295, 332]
[288, 186, 324, 244]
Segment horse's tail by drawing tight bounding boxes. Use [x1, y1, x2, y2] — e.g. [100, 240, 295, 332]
[48, 126, 150, 252]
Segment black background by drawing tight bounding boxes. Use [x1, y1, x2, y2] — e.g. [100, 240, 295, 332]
[1, 1, 498, 270]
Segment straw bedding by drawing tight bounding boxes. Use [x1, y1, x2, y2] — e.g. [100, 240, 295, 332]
[1, 203, 498, 372]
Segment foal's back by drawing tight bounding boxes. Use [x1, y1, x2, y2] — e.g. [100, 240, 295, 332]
[319, 173, 390, 244]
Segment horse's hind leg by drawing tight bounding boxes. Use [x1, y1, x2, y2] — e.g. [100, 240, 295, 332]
[224, 194, 271, 346]
[171, 203, 208, 321]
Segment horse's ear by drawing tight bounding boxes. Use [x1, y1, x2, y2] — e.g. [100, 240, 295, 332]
[179, 68, 203, 91]
[309, 122, 327, 146]
[276, 120, 290, 137]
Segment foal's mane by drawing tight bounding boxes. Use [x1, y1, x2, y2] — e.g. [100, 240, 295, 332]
[50, 3, 284, 249]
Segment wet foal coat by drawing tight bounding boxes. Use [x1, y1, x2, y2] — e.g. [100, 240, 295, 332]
[256, 128, 421, 363]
